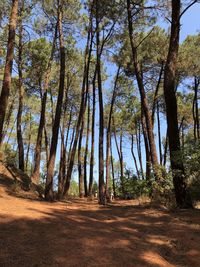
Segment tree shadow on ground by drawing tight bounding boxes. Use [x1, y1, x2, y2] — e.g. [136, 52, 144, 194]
[1, 196, 200, 267]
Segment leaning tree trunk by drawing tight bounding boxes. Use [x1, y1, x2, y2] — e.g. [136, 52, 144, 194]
[131, 134, 140, 179]
[45, 2, 65, 200]
[163, 0, 192, 208]
[0, 0, 19, 146]
[127, 0, 160, 180]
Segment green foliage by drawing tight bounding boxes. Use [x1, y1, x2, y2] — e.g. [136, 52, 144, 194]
[68, 179, 79, 196]
[2, 144, 18, 166]
[184, 142, 200, 204]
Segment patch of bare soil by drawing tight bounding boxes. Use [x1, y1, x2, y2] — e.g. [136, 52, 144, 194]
[0, 177, 200, 266]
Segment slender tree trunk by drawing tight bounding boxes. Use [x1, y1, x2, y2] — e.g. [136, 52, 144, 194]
[3, 95, 16, 145]
[45, 2, 65, 200]
[89, 70, 96, 196]
[113, 119, 125, 197]
[83, 94, 90, 197]
[163, 0, 192, 208]
[135, 119, 144, 179]
[127, 0, 159, 179]
[119, 130, 125, 193]
[96, 0, 105, 204]
[67, 123, 75, 163]
[193, 77, 199, 141]
[152, 62, 164, 126]
[31, 24, 57, 183]
[78, 119, 85, 198]
[0, 0, 19, 146]
[163, 128, 168, 167]
[105, 66, 120, 201]
[110, 136, 116, 198]
[157, 101, 163, 165]
[17, 15, 25, 171]
[63, 8, 93, 196]
[141, 112, 151, 181]
[25, 114, 32, 173]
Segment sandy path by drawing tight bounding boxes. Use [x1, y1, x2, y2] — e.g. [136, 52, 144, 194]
[0, 184, 200, 267]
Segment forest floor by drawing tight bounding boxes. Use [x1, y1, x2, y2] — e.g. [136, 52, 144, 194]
[1, 175, 200, 267]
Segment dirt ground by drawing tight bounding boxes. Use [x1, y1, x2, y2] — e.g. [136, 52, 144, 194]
[0, 178, 200, 267]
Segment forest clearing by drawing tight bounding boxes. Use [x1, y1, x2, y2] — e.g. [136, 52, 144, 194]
[1, 0, 200, 266]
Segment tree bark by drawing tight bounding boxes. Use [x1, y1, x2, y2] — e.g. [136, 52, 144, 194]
[83, 93, 90, 197]
[163, 0, 192, 208]
[96, 0, 105, 204]
[88, 70, 96, 196]
[0, 0, 19, 146]
[45, 1, 65, 200]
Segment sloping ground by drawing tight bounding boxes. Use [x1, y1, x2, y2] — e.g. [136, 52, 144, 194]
[0, 161, 43, 200]
[0, 174, 200, 267]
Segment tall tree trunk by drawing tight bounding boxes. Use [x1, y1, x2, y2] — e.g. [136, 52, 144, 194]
[67, 123, 76, 164]
[96, 0, 105, 204]
[105, 66, 120, 201]
[83, 94, 90, 197]
[0, 0, 19, 146]
[88, 70, 96, 196]
[110, 136, 116, 198]
[31, 24, 57, 183]
[127, 0, 159, 179]
[17, 14, 24, 172]
[113, 119, 125, 197]
[135, 119, 144, 179]
[163, 0, 192, 208]
[25, 114, 32, 173]
[193, 77, 199, 141]
[78, 119, 85, 198]
[163, 128, 168, 167]
[151, 62, 164, 126]
[141, 112, 151, 181]
[45, 2, 65, 200]
[63, 7, 93, 196]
